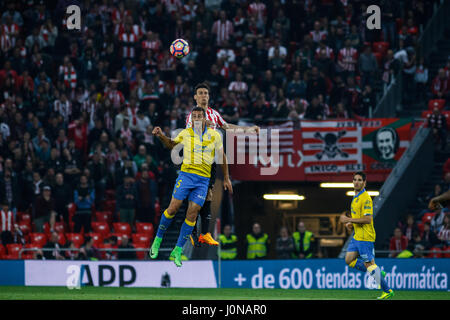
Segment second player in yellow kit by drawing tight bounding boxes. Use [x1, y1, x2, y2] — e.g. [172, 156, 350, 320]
[340, 172, 394, 300]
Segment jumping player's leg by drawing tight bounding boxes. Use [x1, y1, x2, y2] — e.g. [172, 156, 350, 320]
[150, 197, 183, 259]
[171, 174, 209, 266]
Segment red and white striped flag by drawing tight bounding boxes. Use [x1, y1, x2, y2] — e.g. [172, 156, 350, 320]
[235, 121, 294, 155]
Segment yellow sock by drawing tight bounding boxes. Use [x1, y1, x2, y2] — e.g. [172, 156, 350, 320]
[163, 209, 175, 219]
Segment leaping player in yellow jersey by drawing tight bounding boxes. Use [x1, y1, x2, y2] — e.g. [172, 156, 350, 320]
[149, 107, 232, 267]
[340, 172, 394, 299]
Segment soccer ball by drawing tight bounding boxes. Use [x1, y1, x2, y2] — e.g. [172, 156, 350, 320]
[170, 39, 190, 59]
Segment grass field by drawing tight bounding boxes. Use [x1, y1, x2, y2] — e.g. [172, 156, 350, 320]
[0, 286, 448, 300]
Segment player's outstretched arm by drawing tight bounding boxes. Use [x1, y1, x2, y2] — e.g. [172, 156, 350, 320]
[222, 122, 260, 134]
[428, 190, 450, 210]
[218, 148, 233, 194]
[152, 126, 177, 149]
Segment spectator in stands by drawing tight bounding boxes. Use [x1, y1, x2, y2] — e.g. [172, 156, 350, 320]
[42, 231, 65, 260]
[117, 235, 136, 260]
[443, 158, 450, 181]
[33, 185, 57, 233]
[431, 207, 448, 233]
[401, 214, 420, 242]
[0, 168, 19, 212]
[52, 173, 72, 225]
[414, 57, 428, 103]
[116, 175, 137, 226]
[389, 227, 408, 257]
[424, 184, 443, 208]
[64, 241, 81, 260]
[431, 68, 450, 102]
[135, 169, 157, 224]
[275, 226, 295, 259]
[0, 202, 14, 245]
[358, 45, 378, 89]
[427, 107, 448, 151]
[420, 221, 440, 250]
[437, 214, 450, 247]
[79, 236, 100, 261]
[246, 222, 269, 259]
[73, 175, 95, 233]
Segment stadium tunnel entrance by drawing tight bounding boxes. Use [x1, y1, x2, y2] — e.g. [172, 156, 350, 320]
[227, 181, 383, 259]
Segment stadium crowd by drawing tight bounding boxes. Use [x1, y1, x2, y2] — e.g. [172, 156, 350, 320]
[390, 157, 450, 258]
[0, 0, 442, 259]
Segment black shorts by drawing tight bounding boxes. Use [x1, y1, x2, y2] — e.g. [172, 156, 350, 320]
[209, 162, 216, 189]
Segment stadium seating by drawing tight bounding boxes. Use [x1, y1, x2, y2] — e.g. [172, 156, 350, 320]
[103, 200, 116, 213]
[20, 213, 32, 224]
[66, 233, 84, 248]
[0, 244, 5, 259]
[445, 246, 450, 258]
[5, 244, 23, 259]
[421, 212, 435, 224]
[421, 110, 450, 127]
[113, 223, 132, 237]
[95, 211, 113, 226]
[23, 244, 40, 259]
[427, 247, 443, 258]
[91, 222, 110, 238]
[18, 222, 31, 236]
[133, 242, 148, 260]
[86, 233, 104, 247]
[110, 233, 127, 246]
[56, 233, 67, 246]
[372, 41, 389, 57]
[136, 222, 154, 239]
[29, 233, 47, 248]
[43, 222, 66, 235]
[428, 99, 446, 111]
[132, 233, 151, 247]
[105, 189, 116, 200]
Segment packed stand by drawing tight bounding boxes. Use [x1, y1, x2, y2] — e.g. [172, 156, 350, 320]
[390, 158, 450, 258]
[0, 0, 439, 259]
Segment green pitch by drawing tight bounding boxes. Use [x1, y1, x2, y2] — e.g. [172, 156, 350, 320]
[0, 286, 448, 300]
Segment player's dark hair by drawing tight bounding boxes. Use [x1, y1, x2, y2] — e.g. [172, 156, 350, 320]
[192, 107, 206, 117]
[194, 82, 210, 95]
[354, 171, 366, 181]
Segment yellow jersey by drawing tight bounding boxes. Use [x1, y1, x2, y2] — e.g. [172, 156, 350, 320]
[350, 189, 376, 242]
[173, 127, 223, 178]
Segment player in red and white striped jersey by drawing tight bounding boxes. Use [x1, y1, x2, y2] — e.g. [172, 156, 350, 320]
[337, 39, 358, 75]
[186, 82, 259, 247]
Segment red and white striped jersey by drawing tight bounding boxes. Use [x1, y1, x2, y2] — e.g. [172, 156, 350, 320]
[141, 39, 161, 53]
[0, 33, 11, 52]
[104, 89, 125, 110]
[112, 8, 131, 23]
[54, 100, 72, 123]
[182, 4, 197, 22]
[309, 30, 328, 42]
[59, 65, 77, 89]
[338, 47, 358, 72]
[228, 81, 248, 93]
[115, 23, 143, 38]
[212, 20, 234, 46]
[315, 46, 334, 60]
[0, 210, 14, 232]
[247, 2, 267, 22]
[185, 106, 227, 130]
[119, 32, 138, 58]
[1, 23, 19, 47]
[163, 0, 182, 14]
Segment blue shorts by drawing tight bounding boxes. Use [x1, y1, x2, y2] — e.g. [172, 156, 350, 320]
[172, 171, 210, 207]
[347, 238, 375, 263]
